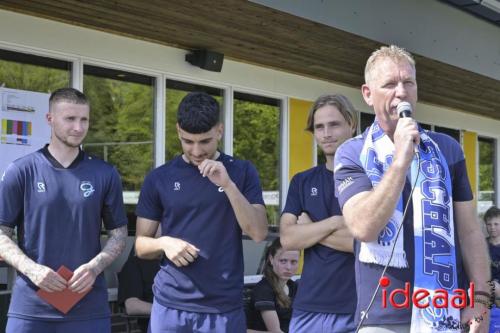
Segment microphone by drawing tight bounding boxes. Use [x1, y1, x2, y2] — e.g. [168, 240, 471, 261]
[397, 101, 412, 118]
[396, 101, 419, 154]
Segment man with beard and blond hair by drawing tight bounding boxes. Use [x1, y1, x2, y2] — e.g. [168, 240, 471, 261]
[0, 88, 128, 333]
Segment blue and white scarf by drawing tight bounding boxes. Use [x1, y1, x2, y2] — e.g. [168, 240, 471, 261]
[359, 121, 460, 333]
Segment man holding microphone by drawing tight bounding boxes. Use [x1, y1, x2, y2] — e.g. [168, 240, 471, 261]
[334, 45, 490, 333]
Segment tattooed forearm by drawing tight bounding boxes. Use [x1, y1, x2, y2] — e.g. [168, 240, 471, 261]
[0, 226, 50, 284]
[86, 225, 127, 275]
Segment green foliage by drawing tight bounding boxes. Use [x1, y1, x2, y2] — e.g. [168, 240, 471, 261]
[233, 99, 280, 225]
[83, 76, 154, 191]
[479, 139, 494, 191]
[0, 59, 69, 93]
[233, 99, 280, 190]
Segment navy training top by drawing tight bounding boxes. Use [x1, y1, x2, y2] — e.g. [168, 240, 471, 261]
[282, 164, 356, 314]
[489, 243, 500, 282]
[247, 277, 297, 332]
[0, 146, 128, 320]
[136, 152, 265, 313]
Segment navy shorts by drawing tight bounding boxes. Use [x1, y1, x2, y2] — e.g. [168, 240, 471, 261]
[289, 309, 356, 333]
[149, 299, 246, 333]
[6, 317, 110, 333]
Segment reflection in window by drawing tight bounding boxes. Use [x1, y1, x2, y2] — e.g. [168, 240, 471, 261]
[233, 92, 281, 227]
[435, 126, 460, 143]
[82, 66, 155, 234]
[360, 112, 375, 133]
[165, 80, 224, 161]
[478, 137, 496, 215]
[0, 49, 70, 93]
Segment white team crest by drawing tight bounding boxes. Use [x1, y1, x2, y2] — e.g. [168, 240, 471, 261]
[174, 182, 181, 191]
[37, 182, 46, 193]
[218, 186, 224, 192]
[311, 187, 318, 196]
[80, 181, 95, 197]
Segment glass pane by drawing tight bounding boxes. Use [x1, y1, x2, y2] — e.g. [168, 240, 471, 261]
[435, 126, 460, 143]
[233, 92, 281, 228]
[0, 49, 70, 93]
[82, 66, 155, 234]
[360, 112, 375, 132]
[165, 80, 224, 161]
[420, 123, 432, 131]
[478, 137, 496, 215]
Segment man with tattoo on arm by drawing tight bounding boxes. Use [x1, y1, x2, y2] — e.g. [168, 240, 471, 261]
[0, 88, 128, 333]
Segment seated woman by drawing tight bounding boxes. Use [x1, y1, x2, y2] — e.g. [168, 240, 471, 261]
[247, 238, 300, 333]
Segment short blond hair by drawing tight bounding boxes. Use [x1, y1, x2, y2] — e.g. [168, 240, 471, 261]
[364, 45, 416, 84]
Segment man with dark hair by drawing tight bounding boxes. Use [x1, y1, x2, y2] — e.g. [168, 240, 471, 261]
[334, 45, 490, 333]
[135, 91, 268, 332]
[0, 87, 128, 333]
[280, 94, 357, 333]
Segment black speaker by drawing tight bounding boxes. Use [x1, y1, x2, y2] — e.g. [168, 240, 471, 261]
[185, 49, 224, 72]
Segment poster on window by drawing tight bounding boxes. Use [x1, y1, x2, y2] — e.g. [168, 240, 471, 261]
[0, 87, 50, 173]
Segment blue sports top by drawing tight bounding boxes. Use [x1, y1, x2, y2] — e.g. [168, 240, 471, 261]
[334, 129, 472, 325]
[282, 164, 356, 314]
[0, 146, 128, 321]
[489, 243, 500, 282]
[136, 153, 265, 313]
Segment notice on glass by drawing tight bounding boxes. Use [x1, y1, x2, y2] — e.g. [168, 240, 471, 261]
[0, 87, 50, 174]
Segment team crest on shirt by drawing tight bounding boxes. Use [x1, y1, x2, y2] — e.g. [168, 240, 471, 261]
[80, 181, 95, 197]
[174, 182, 181, 191]
[37, 182, 46, 193]
[310, 187, 318, 196]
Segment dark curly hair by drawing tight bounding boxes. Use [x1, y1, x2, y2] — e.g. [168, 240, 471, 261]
[177, 91, 220, 133]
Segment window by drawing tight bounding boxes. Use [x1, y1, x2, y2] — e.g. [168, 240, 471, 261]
[435, 126, 460, 143]
[478, 137, 496, 215]
[0, 49, 71, 93]
[233, 92, 281, 227]
[165, 80, 224, 161]
[360, 112, 375, 133]
[82, 65, 155, 234]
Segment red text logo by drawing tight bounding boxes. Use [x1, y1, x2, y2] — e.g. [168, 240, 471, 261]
[380, 277, 474, 309]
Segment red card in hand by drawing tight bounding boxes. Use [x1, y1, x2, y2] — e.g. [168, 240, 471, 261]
[36, 265, 91, 314]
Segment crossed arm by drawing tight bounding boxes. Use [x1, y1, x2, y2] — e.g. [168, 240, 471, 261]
[280, 212, 353, 253]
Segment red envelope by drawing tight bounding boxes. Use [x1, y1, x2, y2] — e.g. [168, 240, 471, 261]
[36, 265, 91, 314]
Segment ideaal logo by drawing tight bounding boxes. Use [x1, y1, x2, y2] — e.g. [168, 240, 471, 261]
[379, 276, 474, 310]
[380, 277, 473, 330]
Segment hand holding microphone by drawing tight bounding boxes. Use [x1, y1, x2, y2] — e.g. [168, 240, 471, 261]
[394, 102, 420, 161]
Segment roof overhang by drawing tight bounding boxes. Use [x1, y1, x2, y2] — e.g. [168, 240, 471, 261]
[1, 0, 499, 120]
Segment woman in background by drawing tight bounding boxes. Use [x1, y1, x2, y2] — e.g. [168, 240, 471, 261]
[247, 238, 300, 333]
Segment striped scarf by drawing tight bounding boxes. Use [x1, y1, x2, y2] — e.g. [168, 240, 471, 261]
[359, 121, 459, 332]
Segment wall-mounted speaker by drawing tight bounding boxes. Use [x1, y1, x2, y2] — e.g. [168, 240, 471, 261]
[185, 49, 224, 72]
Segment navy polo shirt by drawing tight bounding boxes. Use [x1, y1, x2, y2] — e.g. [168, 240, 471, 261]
[282, 164, 356, 314]
[0, 147, 128, 321]
[136, 152, 265, 313]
